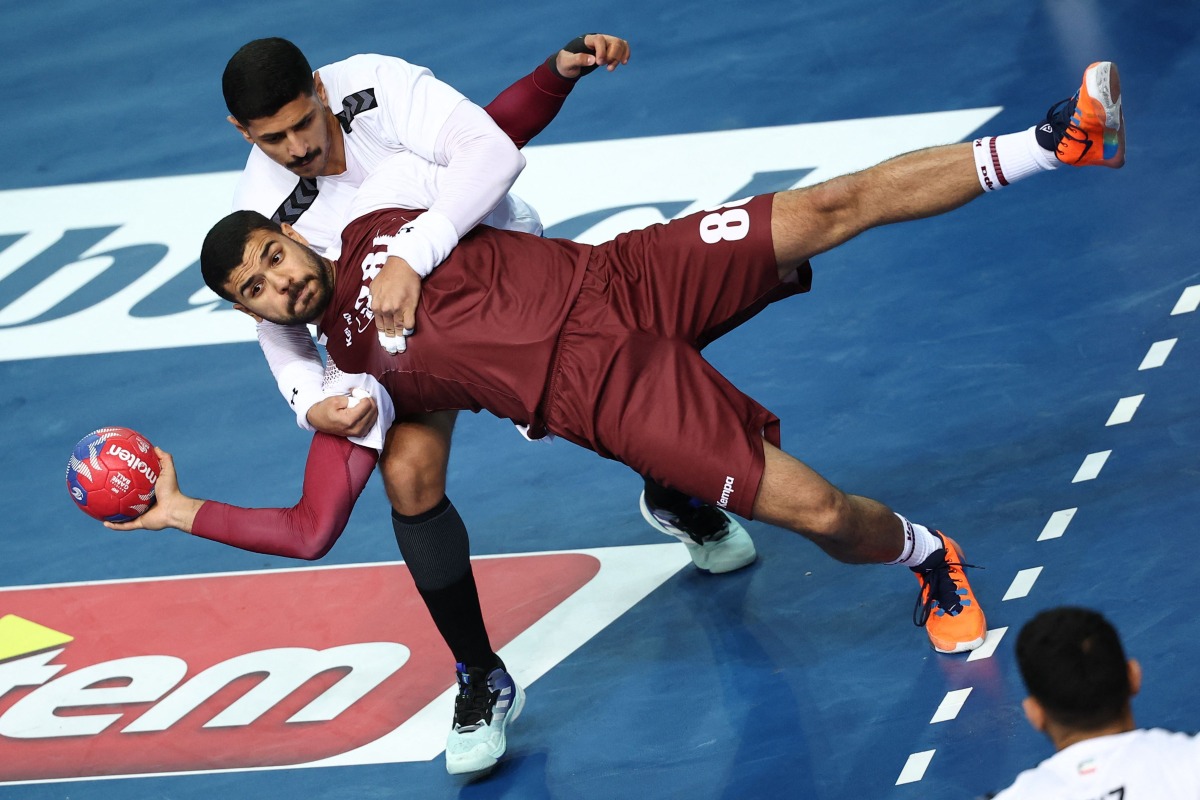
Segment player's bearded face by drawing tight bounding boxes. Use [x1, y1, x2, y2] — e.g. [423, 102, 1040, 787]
[228, 231, 334, 326]
[280, 245, 334, 324]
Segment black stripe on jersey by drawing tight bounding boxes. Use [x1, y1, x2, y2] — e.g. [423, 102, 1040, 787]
[335, 88, 378, 134]
[272, 177, 319, 225]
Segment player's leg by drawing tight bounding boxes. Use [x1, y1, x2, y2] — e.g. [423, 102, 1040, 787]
[751, 442, 986, 654]
[769, 61, 1125, 275]
[379, 411, 522, 775]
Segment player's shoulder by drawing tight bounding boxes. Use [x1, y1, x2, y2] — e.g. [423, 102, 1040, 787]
[1127, 727, 1200, 756]
[316, 53, 430, 96]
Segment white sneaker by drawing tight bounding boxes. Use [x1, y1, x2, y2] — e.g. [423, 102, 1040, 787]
[639, 491, 757, 573]
[445, 662, 525, 775]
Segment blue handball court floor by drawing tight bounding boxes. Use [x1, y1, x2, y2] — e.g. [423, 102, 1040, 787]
[1, 1, 1197, 798]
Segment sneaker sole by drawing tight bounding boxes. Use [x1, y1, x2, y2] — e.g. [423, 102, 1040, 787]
[445, 681, 526, 775]
[1077, 61, 1125, 167]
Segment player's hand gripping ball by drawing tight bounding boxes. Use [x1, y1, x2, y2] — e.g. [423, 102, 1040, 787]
[65, 427, 161, 522]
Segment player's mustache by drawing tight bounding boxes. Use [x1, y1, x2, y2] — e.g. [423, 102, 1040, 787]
[288, 148, 321, 169]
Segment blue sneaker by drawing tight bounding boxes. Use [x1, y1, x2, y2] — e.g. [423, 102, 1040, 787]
[639, 491, 757, 573]
[445, 662, 525, 775]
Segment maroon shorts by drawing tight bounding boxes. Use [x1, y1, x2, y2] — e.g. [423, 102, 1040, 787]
[542, 193, 811, 519]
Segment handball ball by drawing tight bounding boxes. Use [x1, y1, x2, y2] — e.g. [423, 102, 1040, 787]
[66, 427, 161, 522]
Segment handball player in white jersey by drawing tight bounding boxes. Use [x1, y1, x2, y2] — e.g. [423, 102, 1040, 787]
[988, 607, 1200, 799]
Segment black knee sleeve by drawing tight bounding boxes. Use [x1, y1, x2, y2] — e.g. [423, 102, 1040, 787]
[391, 496, 471, 591]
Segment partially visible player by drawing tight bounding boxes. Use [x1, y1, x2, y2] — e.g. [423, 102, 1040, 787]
[984, 607, 1200, 799]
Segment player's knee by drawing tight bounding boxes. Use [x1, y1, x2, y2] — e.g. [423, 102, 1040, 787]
[380, 444, 449, 516]
[805, 176, 864, 230]
[797, 487, 854, 541]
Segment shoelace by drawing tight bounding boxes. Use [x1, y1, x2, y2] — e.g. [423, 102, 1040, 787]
[912, 552, 981, 628]
[1044, 95, 1093, 157]
[453, 668, 497, 731]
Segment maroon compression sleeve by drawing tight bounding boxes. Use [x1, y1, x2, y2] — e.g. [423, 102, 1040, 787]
[485, 60, 577, 149]
[190, 432, 379, 560]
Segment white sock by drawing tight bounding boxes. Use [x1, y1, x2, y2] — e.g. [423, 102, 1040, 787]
[887, 514, 943, 567]
[972, 127, 1059, 192]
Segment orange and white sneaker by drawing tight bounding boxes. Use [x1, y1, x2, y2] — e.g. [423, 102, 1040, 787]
[911, 532, 987, 653]
[1035, 61, 1125, 168]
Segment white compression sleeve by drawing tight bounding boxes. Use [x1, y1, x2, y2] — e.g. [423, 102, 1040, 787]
[383, 101, 526, 276]
[256, 320, 325, 431]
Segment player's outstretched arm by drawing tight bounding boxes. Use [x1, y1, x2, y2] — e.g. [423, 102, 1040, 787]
[191, 433, 377, 560]
[104, 435, 378, 561]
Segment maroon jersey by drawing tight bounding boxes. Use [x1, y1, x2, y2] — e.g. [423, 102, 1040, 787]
[321, 210, 591, 434]
[317, 195, 807, 518]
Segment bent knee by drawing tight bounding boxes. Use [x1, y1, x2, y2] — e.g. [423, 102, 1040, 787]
[382, 464, 447, 515]
[795, 487, 854, 540]
[380, 445, 449, 516]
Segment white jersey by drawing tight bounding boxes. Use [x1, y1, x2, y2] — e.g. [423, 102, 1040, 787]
[992, 729, 1200, 800]
[231, 53, 542, 443]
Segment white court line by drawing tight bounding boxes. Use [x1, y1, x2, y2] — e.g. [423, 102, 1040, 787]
[1106, 394, 1144, 426]
[930, 688, 973, 723]
[1171, 285, 1200, 315]
[967, 627, 1007, 661]
[1072, 451, 1112, 482]
[896, 750, 936, 785]
[1039, 508, 1077, 540]
[1139, 339, 1177, 370]
[1003, 567, 1043, 601]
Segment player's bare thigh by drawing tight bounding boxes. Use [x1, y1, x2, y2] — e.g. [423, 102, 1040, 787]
[380, 410, 459, 515]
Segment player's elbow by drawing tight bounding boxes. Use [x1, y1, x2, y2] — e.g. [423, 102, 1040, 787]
[496, 143, 525, 182]
[292, 538, 335, 561]
[284, 506, 350, 560]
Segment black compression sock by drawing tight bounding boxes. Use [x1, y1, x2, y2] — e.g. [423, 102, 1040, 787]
[392, 498, 500, 671]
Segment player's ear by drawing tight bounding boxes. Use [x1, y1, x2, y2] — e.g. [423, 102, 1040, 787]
[313, 71, 328, 107]
[233, 303, 264, 323]
[1128, 658, 1142, 697]
[1021, 696, 1046, 733]
[228, 115, 253, 144]
[280, 223, 311, 248]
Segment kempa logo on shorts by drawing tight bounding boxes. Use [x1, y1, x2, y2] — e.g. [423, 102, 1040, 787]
[0, 109, 1002, 363]
[0, 545, 691, 784]
[718, 475, 736, 508]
